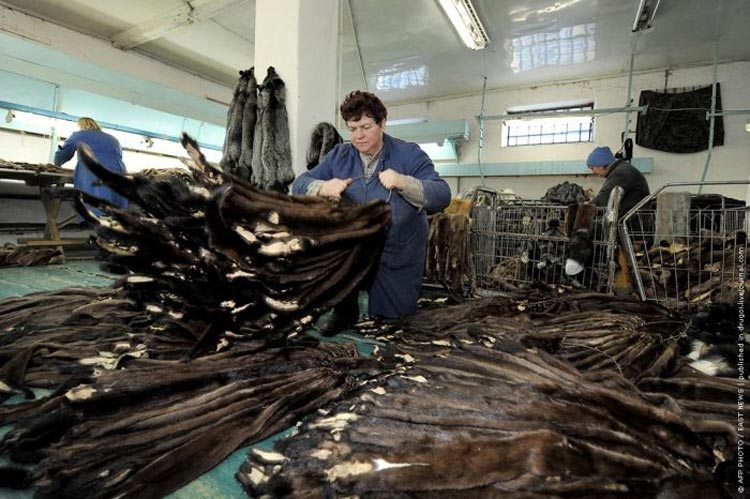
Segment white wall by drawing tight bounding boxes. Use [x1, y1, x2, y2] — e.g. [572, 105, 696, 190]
[389, 61, 750, 202]
[0, 129, 187, 171]
[0, 129, 187, 225]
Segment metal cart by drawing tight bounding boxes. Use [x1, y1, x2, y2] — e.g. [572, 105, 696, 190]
[470, 188, 618, 294]
[619, 181, 749, 308]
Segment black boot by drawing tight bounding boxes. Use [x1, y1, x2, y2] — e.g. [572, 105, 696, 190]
[319, 292, 359, 336]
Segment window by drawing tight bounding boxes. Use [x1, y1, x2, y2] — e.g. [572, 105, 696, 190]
[501, 103, 594, 147]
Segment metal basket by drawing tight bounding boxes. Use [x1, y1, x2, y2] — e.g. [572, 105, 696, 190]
[470, 188, 618, 294]
[619, 181, 749, 308]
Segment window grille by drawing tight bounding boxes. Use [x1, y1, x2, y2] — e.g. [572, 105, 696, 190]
[502, 104, 594, 147]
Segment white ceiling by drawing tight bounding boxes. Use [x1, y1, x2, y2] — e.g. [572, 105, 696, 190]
[0, 0, 748, 105]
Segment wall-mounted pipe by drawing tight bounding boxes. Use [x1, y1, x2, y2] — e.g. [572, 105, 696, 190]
[476, 76, 487, 187]
[47, 85, 62, 164]
[698, 43, 719, 193]
[623, 53, 635, 145]
[479, 105, 647, 121]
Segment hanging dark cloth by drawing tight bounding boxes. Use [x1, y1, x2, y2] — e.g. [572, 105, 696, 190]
[306, 122, 343, 170]
[636, 84, 724, 153]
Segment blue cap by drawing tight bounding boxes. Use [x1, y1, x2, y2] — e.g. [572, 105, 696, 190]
[586, 146, 615, 167]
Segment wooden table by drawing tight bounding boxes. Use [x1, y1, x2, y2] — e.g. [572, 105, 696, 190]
[0, 167, 86, 254]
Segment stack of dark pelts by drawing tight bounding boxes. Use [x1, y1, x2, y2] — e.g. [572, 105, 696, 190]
[73, 138, 389, 355]
[0, 342, 387, 498]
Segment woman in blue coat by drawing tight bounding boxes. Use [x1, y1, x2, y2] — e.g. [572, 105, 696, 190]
[293, 91, 451, 329]
[54, 117, 129, 210]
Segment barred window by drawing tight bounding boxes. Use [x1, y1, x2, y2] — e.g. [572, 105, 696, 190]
[501, 104, 594, 147]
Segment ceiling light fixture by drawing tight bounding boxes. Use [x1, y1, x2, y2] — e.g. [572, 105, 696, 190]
[436, 0, 490, 50]
[632, 0, 661, 32]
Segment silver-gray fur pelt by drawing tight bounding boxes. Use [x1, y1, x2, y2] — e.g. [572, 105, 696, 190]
[251, 66, 293, 193]
[236, 67, 257, 182]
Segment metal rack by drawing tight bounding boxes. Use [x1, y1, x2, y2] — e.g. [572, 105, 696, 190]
[470, 188, 618, 294]
[619, 181, 750, 308]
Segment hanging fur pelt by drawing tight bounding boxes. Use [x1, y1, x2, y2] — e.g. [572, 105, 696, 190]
[220, 69, 250, 174]
[236, 67, 257, 182]
[251, 66, 294, 192]
[306, 122, 342, 170]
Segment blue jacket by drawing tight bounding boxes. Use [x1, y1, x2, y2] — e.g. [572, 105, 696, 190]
[293, 134, 451, 318]
[54, 130, 129, 209]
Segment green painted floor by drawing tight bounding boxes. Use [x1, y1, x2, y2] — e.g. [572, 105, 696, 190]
[0, 260, 116, 299]
[0, 261, 379, 498]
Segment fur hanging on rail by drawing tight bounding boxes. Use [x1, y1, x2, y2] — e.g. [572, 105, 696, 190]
[306, 122, 343, 170]
[251, 66, 294, 192]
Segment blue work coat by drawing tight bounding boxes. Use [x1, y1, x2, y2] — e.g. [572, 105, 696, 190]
[292, 134, 451, 318]
[54, 130, 129, 210]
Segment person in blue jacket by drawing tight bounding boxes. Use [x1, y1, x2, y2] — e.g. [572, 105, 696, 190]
[293, 90, 451, 331]
[54, 117, 129, 211]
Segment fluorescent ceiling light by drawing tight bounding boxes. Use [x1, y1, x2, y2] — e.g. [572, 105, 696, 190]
[436, 0, 490, 50]
[632, 0, 660, 32]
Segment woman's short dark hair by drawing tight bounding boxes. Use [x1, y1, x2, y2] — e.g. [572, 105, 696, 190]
[340, 91, 387, 124]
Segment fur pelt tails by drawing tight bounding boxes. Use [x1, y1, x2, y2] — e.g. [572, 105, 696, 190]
[306, 122, 342, 170]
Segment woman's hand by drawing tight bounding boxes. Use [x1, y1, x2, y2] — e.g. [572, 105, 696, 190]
[378, 169, 405, 190]
[319, 178, 353, 200]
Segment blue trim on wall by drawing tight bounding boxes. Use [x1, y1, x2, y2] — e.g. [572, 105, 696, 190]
[435, 158, 653, 177]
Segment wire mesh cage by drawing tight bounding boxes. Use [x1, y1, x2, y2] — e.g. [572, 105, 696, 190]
[619, 181, 750, 309]
[470, 188, 617, 294]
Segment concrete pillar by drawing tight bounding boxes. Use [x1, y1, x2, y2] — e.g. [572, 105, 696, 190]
[254, 0, 339, 176]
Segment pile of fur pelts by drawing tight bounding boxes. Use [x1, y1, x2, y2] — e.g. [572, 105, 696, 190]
[0, 158, 69, 174]
[629, 192, 750, 306]
[73, 136, 390, 353]
[541, 180, 588, 204]
[634, 228, 748, 305]
[485, 202, 602, 290]
[0, 243, 63, 267]
[240, 291, 740, 498]
[424, 198, 473, 295]
[220, 66, 294, 192]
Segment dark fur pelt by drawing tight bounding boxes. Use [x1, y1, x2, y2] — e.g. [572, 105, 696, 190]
[220, 69, 250, 174]
[0, 244, 63, 267]
[236, 67, 257, 181]
[425, 212, 472, 295]
[564, 202, 597, 276]
[251, 66, 293, 192]
[306, 122, 342, 170]
[542, 181, 587, 204]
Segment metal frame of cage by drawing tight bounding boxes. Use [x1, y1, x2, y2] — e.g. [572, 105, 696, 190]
[470, 188, 618, 294]
[619, 181, 750, 309]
